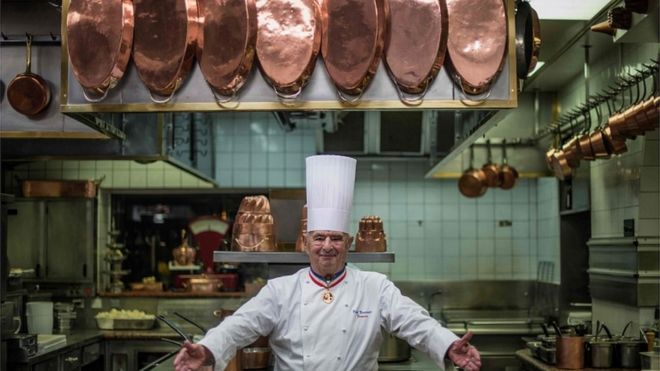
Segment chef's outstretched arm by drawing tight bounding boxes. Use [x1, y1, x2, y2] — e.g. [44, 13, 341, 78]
[173, 341, 214, 371]
[446, 332, 482, 371]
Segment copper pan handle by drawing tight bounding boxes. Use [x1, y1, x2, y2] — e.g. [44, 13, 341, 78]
[82, 87, 110, 103]
[274, 85, 303, 107]
[337, 89, 364, 105]
[211, 89, 240, 108]
[393, 81, 428, 107]
[149, 88, 178, 105]
[456, 76, 492, 106]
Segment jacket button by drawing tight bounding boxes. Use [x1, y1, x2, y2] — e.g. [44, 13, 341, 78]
[342, 329, 346, 333]
[303, 326, 309, 331]
[305, 355, 311, 358]
[337, 356, 341, 360]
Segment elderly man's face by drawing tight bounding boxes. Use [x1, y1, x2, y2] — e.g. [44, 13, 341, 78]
[304, 230, 352, 276]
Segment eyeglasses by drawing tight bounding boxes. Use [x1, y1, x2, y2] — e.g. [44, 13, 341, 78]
[310, 233, 347, 247]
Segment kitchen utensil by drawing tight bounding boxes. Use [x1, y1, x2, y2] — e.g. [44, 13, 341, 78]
[21, 179, 101, 198]
[640, 351, 660, 370]
[589, 339, 614, 368]
[556, 336, 584, 369]
[355, 216, 387, 252]
[26, 301, 53, 335]
[458, 146, 488, 198]
[383, 0, 447, 103]
[528, 5, 541, 74]
[481, 140, 501, 187]
[321, 0, 388, 103]
[618, 337, 645, 368]
[197, 0, 257, 104]
[255, 0, 321, 101]
[133, 0, 199, 103]
[445, 0, 507, 96]
[551, 321, 562, 338]
[172, 230, 196, 266]
[66, 0, 134, 102]
[591, 21, 617, 36]
[7, 35, 51, 116]
[515, 0, 534, 79]
[608, 7, 633, 29]
[232, 195, 277, 251]
[173, 311, 207, 333]
[378, 330, 411, 362]
[500, 140, 520, 190]
[295, 204, 307, 252]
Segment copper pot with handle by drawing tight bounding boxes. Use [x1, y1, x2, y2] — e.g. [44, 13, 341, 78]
[481, 140, 501, 187]
[7, 35, 51, 116]
[499, 140, 519, 190]
[458, 145, 488, 198]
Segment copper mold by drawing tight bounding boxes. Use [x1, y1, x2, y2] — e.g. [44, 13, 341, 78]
[355, 215, 387, 252]
[66, 0, 134, 102]
[133, 0, 200, 103]
[321, 0, 389, 103]
[198, 0, 257, 104]
[255, 0, 321, 101]
[445, 0, 507, 96]
[295, 204, 307, 252]
[231, 195, 277, 251]
[383, 0, 447, 104]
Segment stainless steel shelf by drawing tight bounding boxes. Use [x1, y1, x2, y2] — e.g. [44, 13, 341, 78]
[213, 251, 395, 264]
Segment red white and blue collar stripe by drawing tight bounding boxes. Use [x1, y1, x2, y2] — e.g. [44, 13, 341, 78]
[308, 268, 347, 288]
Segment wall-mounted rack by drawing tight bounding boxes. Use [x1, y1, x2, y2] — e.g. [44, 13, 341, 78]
[0, 32, 61, 46]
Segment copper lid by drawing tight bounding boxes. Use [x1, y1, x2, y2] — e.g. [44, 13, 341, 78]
[445, 0, 507, 95]
[384, 0, 447, 97]
[133, 0, 199, 100]
[321, 0, 388, 100]
[256, 0, 322, 98]
[197, 0, 257, 100]
[66, 0, 134, 100]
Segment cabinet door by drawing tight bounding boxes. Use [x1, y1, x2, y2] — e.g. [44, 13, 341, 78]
[31, 356, 58, 371]
[45, 200, 94, 281]
[60, 349, 82, 371]
[7, 201, 46, 277]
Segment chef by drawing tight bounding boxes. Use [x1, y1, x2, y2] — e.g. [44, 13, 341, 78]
[174, 155, 481, 371]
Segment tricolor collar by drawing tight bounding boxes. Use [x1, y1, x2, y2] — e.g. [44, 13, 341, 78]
[308, 267, 347, 288]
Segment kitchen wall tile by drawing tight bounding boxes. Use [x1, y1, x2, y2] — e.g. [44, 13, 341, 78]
[495, 224, 512, 239]
[424, 182, 443, 203]
[639, 192, 660, 219]
[389, 221, 408, 239]
[444, 243, 460, 257]
[460, 204, 477, 220]
[372, 183, 390, 203]
[250, 170, 267, 187]
[459, 222, 477, 238]
[424, 204, 443, 221]
[233, 170, 250, 187]
[477, 221, 495, 238]
[513, 220, 530, 238]
[477, 239, 495, 256]
[147, 170, 164, 187]
[406, 203, 424, 221]
[251, 153, 268, 169]
[129, 171, 147, 187]
[371, 204, 390, 220]
[640, 166, 660, 192]
[268, 170, 285, 187]
[442, 221, 460, 238]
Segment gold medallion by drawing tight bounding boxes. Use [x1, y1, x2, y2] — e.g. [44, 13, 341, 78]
[322, 290, 334, 304]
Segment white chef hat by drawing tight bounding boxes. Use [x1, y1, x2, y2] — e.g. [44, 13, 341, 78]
[306, 155, 356, 233]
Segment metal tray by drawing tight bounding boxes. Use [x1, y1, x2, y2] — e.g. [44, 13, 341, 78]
[96, 317, 155, 330]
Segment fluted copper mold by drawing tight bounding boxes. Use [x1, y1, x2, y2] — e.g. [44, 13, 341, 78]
[295, 204, 307, 252]
[383, 0, 447, 99]
[255, 0, 321, 99]
[198, 0, 257, 101]
[356, 216, 387, 252]
[67, 0, 134, 102]
[133, 0, 199, 102]
[321, 0, 388, 102]
[231, 195, 277, 251]
[445, 0, 507, 95]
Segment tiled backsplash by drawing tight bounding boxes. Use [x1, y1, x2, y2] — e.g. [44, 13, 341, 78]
[4, 112, 561, 283]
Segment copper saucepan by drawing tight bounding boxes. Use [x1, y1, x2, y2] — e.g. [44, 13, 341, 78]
[133, 0, 200, 103]
[458, 146, 488, 198]
[255, 0, 321, 102]
[7, 35, 51, 116]
[499, 140, 518, 190]
[481, 140, 501, 187]
[383, 0, 448, 105]
[66, 0, 134, 102]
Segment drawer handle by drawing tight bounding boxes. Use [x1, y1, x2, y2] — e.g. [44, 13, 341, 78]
[64, 356, 79, 363]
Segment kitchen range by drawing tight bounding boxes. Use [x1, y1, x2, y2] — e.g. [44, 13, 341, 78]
[1, 0, 659, 370]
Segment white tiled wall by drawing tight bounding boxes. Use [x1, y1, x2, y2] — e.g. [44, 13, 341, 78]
[4, 112, 562, 283]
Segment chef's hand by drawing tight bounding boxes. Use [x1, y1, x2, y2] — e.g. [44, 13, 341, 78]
[447, 332, 481, 371]
[173, 341, 213, 371]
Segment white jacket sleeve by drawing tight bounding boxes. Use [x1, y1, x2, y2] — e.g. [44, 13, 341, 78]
[379, 279, 459, 369]
[197, 283, 279, 371]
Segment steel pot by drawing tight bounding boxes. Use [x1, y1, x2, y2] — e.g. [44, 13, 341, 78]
[617, 338, 644, 368]
[241, 347, 271, 369]
[379, 330, 411, 362]
[589, 340, 614, 368]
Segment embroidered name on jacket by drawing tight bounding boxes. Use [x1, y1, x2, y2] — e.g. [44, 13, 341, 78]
[353, 309, 372, 318]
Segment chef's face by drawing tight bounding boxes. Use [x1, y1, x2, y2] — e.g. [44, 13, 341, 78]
[304, 230, 352, 276]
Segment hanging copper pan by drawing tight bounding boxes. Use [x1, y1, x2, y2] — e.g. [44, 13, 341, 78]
[383, 0, 447, 104]
[321, 0, 388, 104]
[198, 0, 257, 104]
[66, 0, 134, 102]
[481, 140, 501, 187]
[528, 5, 541, 74]
[7, 36, 51, 116]
[458, 146, 488, 198]
[499, 140, 518, 190]
[255, 0, 321, 102]
[550, 149, 572, 181]
[515, 0, 533, 79]
[445, 0, 507, 96]
[133, 0, 199, 103]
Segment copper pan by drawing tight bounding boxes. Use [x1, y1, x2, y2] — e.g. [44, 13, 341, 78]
[255, 0, 321, 103]
[7, 36, 51, 117]
[458, 146, 488, 198]
[607, 112, 628, 141]
[499, 140, 518, 190]
[589, 129, 612, 159]
[528, 6, 541, 74]
[197, 0, 257, 105]
[550, 149, 572, 181]
[133, 0, 200, 103]
[578, 133, 595, 161]
[383, 0, 447, 104]
[445, 0, 507, 96]
[66, 0, 134, 102]
[561, 137, 581, 169]
[481, 140, 501, 187]
[603, 125, 628, 155]
[321, 0, 388, 104]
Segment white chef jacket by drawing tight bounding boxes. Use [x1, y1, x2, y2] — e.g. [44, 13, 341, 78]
[198, 267, 459, 371]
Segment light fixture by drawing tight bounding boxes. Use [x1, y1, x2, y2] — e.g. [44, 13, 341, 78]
[529, 0, 610, 20]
